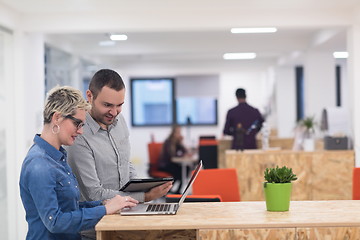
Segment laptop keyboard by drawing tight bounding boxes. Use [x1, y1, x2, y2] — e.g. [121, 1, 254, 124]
[146, 204, 171, 212]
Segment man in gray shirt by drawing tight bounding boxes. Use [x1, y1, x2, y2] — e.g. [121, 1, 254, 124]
[67, 69, 172, 204]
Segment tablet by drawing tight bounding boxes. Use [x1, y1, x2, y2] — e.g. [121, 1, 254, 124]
[120, 177, 174, 192]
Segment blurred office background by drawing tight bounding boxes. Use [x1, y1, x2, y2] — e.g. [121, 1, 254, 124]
[0, 0, 359, 239]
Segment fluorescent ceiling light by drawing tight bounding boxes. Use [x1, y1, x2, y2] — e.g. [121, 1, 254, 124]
[223, 53, 256, 60]
[99, 40, 116, 46]
[231, 27, 277, 33]
[110, 34, 128, 41]
[333, 51, 348, 59]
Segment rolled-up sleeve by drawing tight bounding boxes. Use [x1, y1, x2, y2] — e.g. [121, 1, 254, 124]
[27, 161, 106, 234]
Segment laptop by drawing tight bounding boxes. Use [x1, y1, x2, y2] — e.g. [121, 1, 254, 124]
[121, 160, 203, 216]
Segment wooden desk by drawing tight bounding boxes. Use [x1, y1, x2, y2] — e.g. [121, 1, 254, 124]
[225, 150, 355, 201]
[96, 201, 360, 239]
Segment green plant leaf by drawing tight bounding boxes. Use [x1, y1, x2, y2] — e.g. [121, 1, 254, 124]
[299, 116, 316, 129]
[264, 166, 297, 183]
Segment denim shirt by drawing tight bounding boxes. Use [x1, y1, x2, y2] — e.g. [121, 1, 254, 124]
[19, 135, 106, 240]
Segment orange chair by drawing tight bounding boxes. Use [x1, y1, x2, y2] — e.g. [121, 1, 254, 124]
[353, 168, 360, 200]
[192, 168, 240, 202]
[148, 142, 172, 178]
[165, 194, 222, 203]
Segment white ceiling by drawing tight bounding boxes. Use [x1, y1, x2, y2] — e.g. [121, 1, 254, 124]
[43, 28, 346, 67]
[1, 0, 359, 14]
[0, 0, 354, 68]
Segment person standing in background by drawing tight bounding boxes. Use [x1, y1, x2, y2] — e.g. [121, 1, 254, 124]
[223, 88, 264, 150]
[19, 86, 138, 240]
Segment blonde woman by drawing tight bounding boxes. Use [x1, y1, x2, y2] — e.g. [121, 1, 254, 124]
[19, 86, 138, 240]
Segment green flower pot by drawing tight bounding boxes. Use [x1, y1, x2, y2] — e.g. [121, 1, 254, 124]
[264, 182, 292, 212]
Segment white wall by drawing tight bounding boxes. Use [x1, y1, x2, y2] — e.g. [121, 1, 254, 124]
[0, 27, 12, 240]
[0, 2, 18, 30]
[120, 69, 271, 177]
[347, 23, 360, 166]
[7, 31, 45, 240]
[304, 51, 337, 122]
[275, 66, 297, 137]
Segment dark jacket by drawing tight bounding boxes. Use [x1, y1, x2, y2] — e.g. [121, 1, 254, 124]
[223, 102, 264, 149]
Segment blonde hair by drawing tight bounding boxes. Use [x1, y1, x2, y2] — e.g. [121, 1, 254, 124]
[43, 86, 91, 124]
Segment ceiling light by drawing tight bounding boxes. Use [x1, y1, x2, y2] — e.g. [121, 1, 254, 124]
[110, 34, 128, 41]
[99, 40, 116, 46]
[333, 51, 348, 59]
[231, 28, 277, 34]
[223, 53, 256, 60]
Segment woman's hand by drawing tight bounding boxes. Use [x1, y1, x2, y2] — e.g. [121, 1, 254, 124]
[104, 195, 138, 214]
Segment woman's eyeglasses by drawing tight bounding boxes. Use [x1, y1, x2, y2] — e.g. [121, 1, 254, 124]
[65, 115, 85, 130]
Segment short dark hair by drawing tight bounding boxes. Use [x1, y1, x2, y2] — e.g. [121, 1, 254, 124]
[89, 69, 125, 99]
[236, 88, 246, 99]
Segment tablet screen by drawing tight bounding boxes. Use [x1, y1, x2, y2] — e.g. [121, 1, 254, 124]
[120, 177, 174, 192]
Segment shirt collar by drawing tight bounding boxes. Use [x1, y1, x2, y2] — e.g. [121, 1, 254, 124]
[33, 134, 66, 162]
[238, 102, 247, 106]
[86, 111, 118, 134]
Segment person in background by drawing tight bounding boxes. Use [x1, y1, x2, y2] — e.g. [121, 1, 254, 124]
[159, 125, 188, 193]
[19, 86, 138, 240]
[223, 88, 264, 150]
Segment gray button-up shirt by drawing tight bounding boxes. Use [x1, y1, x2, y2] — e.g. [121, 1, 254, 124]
[67, 112, 144, 202]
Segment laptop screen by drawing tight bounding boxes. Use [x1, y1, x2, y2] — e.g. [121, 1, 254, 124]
[178, 160, 203, 205]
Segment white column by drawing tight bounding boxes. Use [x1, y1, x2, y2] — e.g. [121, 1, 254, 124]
[9, 31, 45, 240]
[304, 51, 336, 120]
[2, 28, 14, 240]
[275, 66, 296, 137]
[347, 24, 360, 166]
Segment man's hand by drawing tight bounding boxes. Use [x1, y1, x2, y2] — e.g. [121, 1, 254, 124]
[144, 181, 173, 202]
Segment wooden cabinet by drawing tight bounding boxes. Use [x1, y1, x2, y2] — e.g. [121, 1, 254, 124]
[225, 150, 354, 201]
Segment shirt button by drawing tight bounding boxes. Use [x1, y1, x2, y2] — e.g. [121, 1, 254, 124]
[75, 185, 78, 188]
[68, 181, 71, 184]
[49, 216, 53, 220]
[67, 172, 70, 175]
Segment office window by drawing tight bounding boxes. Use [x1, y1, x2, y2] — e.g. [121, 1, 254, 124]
[44, 45, 72, 93]
[176, 97, 218, 125]
[131, 78, 174, 126]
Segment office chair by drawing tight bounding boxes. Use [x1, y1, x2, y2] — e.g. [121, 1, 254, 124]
[165, 194, 222, 203]
[198, 139, 218, 169]
[353, 167, 360, 200]
[192, 168, 240, 202]
[147, 142, 172, 178]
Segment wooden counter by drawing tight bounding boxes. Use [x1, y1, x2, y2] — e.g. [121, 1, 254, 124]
[96, 201, 360, 239]
[218, 138, 324, 168]
[225, 150, 355, 201]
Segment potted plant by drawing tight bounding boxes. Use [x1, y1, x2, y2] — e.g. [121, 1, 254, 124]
[263, 166, 297, 211]
[299, 116, 316, 151]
